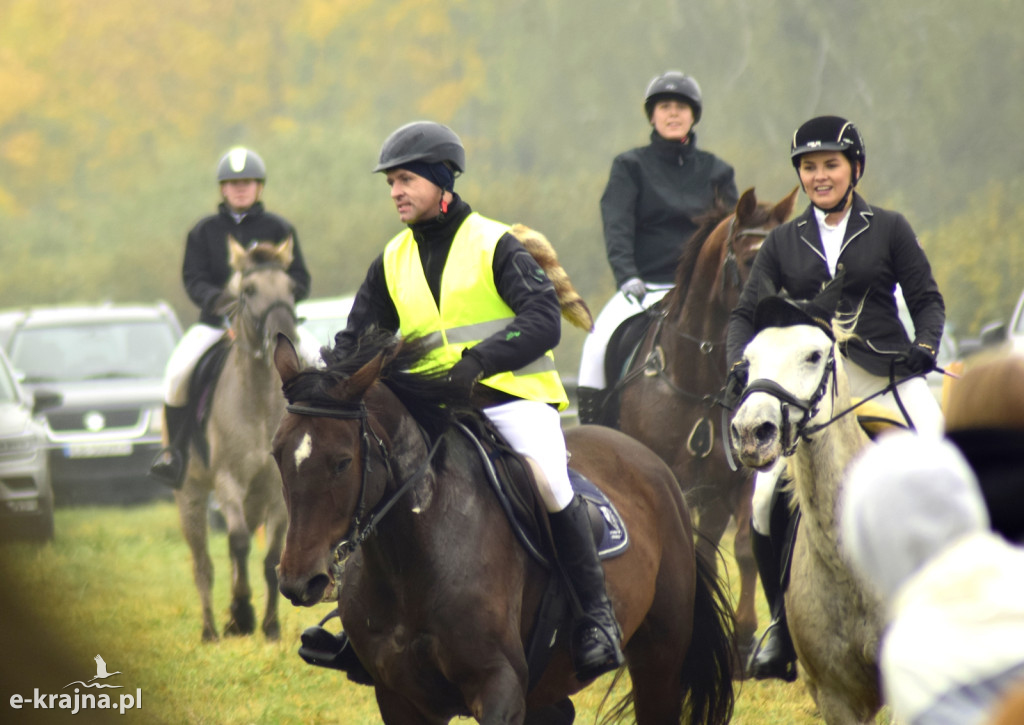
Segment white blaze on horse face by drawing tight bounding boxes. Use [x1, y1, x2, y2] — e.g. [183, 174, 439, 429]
[294, 432, 313, 470]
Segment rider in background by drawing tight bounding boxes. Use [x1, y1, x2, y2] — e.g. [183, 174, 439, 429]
[576, 70, 738, 424]
[149, 147, 314, 489]
[727, 115, 946, 681]
[331, 121, 623, 681]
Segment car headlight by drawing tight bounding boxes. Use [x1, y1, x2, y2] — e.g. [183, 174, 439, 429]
[0, 432, 40, 460]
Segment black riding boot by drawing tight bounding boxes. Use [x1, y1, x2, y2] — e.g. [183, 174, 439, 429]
[148, 405, 188, 489]
[576, 386, 605, 426]
[549, 495, 624, 681]
[748, 529, 797, 682]
[298, 621, 374, 685]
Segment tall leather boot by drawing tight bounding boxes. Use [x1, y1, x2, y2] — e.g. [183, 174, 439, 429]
[576, 386, 605, 426]
[549, 495, 624, 681]
[748, 529, 797, 681]
[148, 404, 189, 489]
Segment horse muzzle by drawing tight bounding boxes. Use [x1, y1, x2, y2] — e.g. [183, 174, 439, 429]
[730, 395, 783, 470]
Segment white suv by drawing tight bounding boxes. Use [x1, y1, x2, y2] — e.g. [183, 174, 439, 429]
[4, 303, 182, 505]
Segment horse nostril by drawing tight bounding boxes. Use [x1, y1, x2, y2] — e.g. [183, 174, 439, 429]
[280, 572, 330, 606]
[755, 422, 778, 446]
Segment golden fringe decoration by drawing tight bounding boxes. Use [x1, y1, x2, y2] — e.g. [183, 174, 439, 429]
[509, 223, 594, 332]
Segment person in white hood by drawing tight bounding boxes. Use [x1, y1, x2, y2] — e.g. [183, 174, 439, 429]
[841, 431, 1024, 725]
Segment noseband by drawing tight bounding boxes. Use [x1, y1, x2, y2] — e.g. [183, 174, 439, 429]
[737, 346, 837, 456]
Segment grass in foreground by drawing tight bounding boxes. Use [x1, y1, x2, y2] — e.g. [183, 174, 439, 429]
[0, 502, 891, 723]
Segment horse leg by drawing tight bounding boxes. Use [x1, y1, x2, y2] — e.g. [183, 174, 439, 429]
[375, 688, 444, 725]
[260, 504, 287, 640]
[218, 485, 255, 636]
[175, 483, 218, 641]
[626, 629, 688, 724]
[731, 478, 759, 665]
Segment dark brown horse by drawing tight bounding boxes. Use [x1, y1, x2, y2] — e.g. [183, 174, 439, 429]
[616, 187, 798, 656]
[272, 333, 736, 725]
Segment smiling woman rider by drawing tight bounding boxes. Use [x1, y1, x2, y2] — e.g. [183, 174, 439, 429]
[726, 115, 946, 682]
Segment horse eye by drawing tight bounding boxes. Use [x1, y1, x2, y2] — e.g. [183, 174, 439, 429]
[335, 457, 352, 474]
[807, 350, 822, 365]
[243, 282, 256, 297]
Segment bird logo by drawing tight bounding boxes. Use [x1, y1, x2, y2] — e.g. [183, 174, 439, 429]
[64, 655, 124, 689]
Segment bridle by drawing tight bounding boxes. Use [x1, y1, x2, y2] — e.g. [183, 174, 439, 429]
[737, 345, 837, 457]
[621, 216, 775, 406]
[284, 401, 441, 560]
[235, 263, 298, 358]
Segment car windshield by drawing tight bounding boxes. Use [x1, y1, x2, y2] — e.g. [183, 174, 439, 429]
[9, 320, 177, 383]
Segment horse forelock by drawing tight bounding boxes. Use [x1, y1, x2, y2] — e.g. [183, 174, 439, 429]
[304, 333, 460, 441]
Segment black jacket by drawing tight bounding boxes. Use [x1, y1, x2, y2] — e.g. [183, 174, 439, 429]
[601, 130, 738, 287]
[727, 193, 945, 377]
[333, 197, 562, 393]
[182, 201, 311, 326]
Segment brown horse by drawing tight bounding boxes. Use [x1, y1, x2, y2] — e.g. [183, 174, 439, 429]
[176, 238, 297, 641]
[272, 333, 736, 725]
[616, 186, 798, 655]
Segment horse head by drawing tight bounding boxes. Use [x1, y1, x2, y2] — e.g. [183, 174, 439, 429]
[729, 275, 847, 468]
[271, 334, 409, 607]
[226, 236, 299, 359]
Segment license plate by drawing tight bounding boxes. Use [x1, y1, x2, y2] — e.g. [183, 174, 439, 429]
[64, 442, 133, 458]
[7, 499, 39, 513]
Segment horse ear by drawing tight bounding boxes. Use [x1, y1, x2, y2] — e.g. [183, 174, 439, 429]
[275, 236, 295, 268]
[343, 351, 386, 400]
[734, 187, 758, 225]
[772, 186, 800, 224]
[273, 333, 302, 384]
[228, 236, 247, 271]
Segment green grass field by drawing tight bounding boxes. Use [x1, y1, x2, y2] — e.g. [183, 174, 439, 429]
[0, 502, 892, 723]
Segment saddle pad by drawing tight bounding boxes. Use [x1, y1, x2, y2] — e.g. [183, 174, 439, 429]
[568, 469, 629, 559]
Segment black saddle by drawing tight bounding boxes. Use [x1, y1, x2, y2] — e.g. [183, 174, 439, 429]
[597, 308, 660, 427]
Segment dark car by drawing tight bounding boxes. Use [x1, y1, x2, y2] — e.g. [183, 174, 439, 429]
[0, 346, 56, 541]
[4, 303, 182, 505]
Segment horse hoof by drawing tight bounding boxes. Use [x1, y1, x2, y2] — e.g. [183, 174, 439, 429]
[201, 627, 219, 642]
[263, 622, 281, 641]
[226, 600, 256, 635]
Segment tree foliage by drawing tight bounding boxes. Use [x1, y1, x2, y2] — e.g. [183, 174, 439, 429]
[0, 0, 1020, 350]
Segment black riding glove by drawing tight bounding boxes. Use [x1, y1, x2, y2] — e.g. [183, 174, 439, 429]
[905, 342, 937, 374]
[446, 356, 484, 402]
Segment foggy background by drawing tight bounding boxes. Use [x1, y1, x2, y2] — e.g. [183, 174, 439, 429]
[1, 0, 1021, 370]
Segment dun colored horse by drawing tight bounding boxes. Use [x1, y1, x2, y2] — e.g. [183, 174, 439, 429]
[272, 333, 736, 725]
[617, 186, 798, 654]
[729, 283, 883, 724]
[176, 238, 297, 641]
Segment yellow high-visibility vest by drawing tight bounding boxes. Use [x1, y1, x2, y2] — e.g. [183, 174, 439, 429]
[382, 212, 568, 410]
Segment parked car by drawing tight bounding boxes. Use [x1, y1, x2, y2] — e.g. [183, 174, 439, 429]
[296, 295, 355, 350]
[0, 346, 57, 541]
[4, 303, 182, 505]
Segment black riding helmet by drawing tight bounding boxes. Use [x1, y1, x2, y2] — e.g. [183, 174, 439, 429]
[790, 116, 866, 182]
[373, 121, 466, 174]
[217, 147, 267, 182]
[643, 71, 703, 123]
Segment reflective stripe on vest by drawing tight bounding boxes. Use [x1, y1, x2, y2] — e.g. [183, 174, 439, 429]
[382, 213, 568, 410]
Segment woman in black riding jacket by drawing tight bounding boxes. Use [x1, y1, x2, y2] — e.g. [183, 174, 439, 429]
[726, 115, 946, 682]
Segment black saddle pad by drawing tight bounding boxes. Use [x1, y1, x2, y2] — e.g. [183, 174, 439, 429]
[185, 336, 232, 466]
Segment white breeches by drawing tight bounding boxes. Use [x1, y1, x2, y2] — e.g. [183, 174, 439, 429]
[482, 399, 573, 513]
[577, 286, 671, 389]
[162, 322, 322, 406]
[749, 356, 945, 536]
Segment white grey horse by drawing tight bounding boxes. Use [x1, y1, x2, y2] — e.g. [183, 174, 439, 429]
[730, 299, 884, 724]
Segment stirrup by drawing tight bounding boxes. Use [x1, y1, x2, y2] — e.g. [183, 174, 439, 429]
[297, 611, 374, 685]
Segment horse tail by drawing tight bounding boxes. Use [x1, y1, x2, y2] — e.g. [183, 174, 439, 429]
[680, 545, 737, 725]
[510, 223, 594, 332]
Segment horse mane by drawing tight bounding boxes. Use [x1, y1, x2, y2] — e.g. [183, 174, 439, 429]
[671, 206, 731, 301]
[283, 331, 464, 442]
